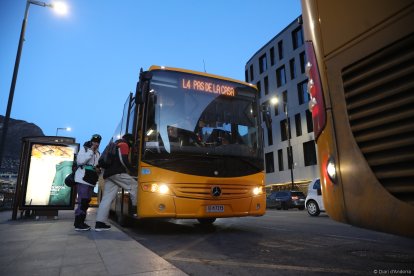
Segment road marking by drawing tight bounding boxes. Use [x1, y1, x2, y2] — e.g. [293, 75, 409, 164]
[167, 256, 363, 275]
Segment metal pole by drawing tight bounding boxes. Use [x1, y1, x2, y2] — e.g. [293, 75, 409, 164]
[285, 100, 294, 190]
[0, 1, 31, 170]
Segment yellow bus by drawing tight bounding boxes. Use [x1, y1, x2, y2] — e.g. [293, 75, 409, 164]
[301, 0, 414, 237]
[109, 65, 265, 225]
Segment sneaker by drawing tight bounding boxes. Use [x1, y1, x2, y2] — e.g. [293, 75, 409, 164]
[75, 224, 91, 231]
[95, 221, 111, 231]
[82, 222, 91, 229]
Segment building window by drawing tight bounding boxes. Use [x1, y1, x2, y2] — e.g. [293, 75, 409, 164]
[276, 65, 286, 88]
[264, 76, 269, 95]
[287, 146, 294, 170]
[297, 80, 309, 105]
[280, 118, 291, 141]
[256, 81, 261, 99]
[262, 100, 269, 122]
[267, 123, 273, 146]
[299, 51, 307, 74]
[282, 91, 288, 114]
[306, 109, 313, 133]
[259, 54, 267, 74]
[278, 149, 284, 171]
[278, 40, 284, 60]
[270, 47, 275, 66]
[274, 101, 279, 116]
[295, 113, 302, 137]
[289, 58, 296, 80]
[265, 152, 275, 173]
[245, 70, 249, 82]
[292, 26, 304, 50]
[303, 140, 317, 166]
[250, 64, 254, 81]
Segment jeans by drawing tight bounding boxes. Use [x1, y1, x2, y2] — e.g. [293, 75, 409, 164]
[75, 183, 93, 216]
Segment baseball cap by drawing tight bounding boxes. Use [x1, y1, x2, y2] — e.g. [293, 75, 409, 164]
[91, 134, 102, 142]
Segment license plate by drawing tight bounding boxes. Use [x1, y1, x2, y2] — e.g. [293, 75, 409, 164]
[206, 205, 224, 213]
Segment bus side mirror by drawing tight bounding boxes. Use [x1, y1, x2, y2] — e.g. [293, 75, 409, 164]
[135, 70, 153, 104]
[135, 81, 144, 104]
[141, 71, 153, 81]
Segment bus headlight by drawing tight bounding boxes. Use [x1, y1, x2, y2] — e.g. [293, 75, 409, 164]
[253, 186, 263, 195]
[148, 183, 170, 194]
[327, 157, 337, 183]
[159, 184, 169, 194]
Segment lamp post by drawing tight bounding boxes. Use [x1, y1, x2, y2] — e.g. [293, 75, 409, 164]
[0, 1, 68, 169]
[56, 127, 71, 136]
[283, 97, 295, 190]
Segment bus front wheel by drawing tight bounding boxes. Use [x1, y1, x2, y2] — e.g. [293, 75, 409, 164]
[197, 218, 216, 225]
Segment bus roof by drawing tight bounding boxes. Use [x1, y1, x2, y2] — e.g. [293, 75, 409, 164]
[148, 65, 257, 90]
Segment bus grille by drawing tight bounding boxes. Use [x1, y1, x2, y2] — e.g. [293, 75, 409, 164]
[342, 33, 414, 206]
[174, 183, 252, 200]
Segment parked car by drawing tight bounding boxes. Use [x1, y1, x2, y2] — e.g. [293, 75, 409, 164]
[266, 190, 306, 210]
[305, 178, 325, 216]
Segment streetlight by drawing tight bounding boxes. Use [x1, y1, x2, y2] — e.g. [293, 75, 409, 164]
[0, 1, 68, 169]
[56, 127, 71, 136]
[273, 96, 295, 190]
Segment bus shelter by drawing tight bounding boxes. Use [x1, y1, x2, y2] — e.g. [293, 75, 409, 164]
[12, 136, 79, 220]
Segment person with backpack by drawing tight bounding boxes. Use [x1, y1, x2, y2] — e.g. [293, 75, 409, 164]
[95, 133, 137, 231]
[73, 134, 102, 231]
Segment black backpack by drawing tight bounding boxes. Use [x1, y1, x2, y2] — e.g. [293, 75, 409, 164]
[64, 156, 78, 187]
[98, 141, 118, 169]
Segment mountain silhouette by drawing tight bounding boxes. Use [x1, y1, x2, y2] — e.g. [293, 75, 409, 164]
[0, 116, 44, 172]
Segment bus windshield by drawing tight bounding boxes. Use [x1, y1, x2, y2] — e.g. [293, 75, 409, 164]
[144, 70, 262, 163]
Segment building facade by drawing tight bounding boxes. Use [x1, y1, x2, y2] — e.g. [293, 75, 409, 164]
[245, 16, 319, 189]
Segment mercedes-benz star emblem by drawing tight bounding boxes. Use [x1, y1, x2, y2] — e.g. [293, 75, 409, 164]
[211, 186, 222, 197]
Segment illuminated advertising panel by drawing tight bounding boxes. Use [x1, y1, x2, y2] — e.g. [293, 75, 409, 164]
[22, 142, 78, 208]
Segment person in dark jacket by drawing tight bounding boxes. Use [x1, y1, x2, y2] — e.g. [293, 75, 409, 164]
[74, 134, 101, 231]
[95, 133, 137, 231]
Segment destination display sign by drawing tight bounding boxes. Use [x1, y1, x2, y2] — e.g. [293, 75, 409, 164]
[181, 78, 236, 97]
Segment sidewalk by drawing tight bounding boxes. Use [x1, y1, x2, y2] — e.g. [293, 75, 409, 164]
[0, 208, 187, 276]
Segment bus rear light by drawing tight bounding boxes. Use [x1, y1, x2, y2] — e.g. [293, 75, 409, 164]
[308, 97, 317, 112]
[305, 41, 326, 140]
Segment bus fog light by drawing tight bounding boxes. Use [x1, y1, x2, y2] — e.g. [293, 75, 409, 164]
[256, 203, 261, 210]
[327, 157, 337, 183]
[158, 204, 166, 211]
